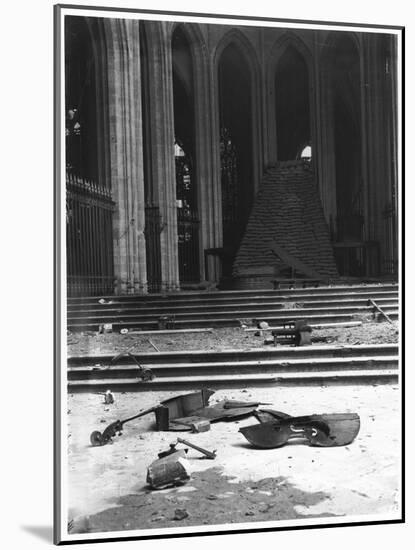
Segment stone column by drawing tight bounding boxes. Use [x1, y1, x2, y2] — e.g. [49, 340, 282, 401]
[190, 28, 222, 283]
[265, 49, 278, 167]
[362, 34, 398, 275]
[205, 36, 225, 283]
[389, 35, 399, 274]
[141, 21, 180, 292]
[310, 34, 321, 198]
[316, 34, 337, 234]
[359, 36, 372, 249]
[104, 18, 147, 294]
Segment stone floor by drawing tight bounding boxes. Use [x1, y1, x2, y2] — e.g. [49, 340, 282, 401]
[67, 320, 399, 356]
[67, 383, 401, 537]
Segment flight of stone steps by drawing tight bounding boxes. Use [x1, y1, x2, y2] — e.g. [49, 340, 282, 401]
[67, 283, 399, 332]
[67, 343, 399, 391]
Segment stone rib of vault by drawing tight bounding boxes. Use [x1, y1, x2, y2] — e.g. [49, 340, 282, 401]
[233, 160, 339, 279]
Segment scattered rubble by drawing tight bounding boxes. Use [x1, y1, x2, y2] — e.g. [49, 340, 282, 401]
[146, 450, 190, 490]
[173, 508, 189, 521]
[67, 321, 399, 356]
[98, 323, 113, 334]
[89, 389, 265, 445]
[103, 390, 114, 404]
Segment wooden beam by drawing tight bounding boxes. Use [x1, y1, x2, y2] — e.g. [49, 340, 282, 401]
[244, 321, 363, 332]
[125, 328, 214, 335]
[368, 299, 394, 324]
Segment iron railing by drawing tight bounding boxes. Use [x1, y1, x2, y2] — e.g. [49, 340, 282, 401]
[383, 204, 398, 275]
[66, 172, 115, 296]
[144, 205, 162, 293]
[333, 241, 380, 277]
[177, 208, 200, 284]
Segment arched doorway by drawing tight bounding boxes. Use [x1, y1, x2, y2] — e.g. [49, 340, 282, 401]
[65, 17, 98, 180]
[65, 17, 114, 296]
[218, 43, 254, 277]
[275, 46, 311, 161]
[172, 26, 200, 285]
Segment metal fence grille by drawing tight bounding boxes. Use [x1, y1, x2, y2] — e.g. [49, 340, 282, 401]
[383, 204, 398, 275]
[66, 172, 115, 296]
[144, 205, 162, 293]
[333, 242, 380, 277]
[177, 208, 200, 284]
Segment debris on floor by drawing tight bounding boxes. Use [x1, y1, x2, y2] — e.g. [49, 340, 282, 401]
[148, 338, 160, 352]
[98, 323, 113, 334]
[68, 384, 400, 533]
[90, 403, 161, 446]
[176, 438, 217, 459]
[67, 322, 398, 356]
[368, 299, 394, 324]
[173, 508, 189, 521]
[103, 390, 114, 404]
[272, 319, 312, 346]
[94, 342, 155, 382]
[240, 411, 360, 448]
[89, 389, 265, 445]
[147, 449, 190, 490]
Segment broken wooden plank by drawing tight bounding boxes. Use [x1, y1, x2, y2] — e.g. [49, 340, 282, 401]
[125, 328, 214, 335]
[368, 299, 394, 324]
[148, 339, 161, 352]
[244, 321, 363, 332]
[269, 239, 323, 279]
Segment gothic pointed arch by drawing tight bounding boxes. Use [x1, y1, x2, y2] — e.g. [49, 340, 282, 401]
[268, 32, 314, 162]
[213, 28, 260, 79]
[213, 29, 262, 277]
[268, 31, 313, 72]
[65, 16, 122, 296]
[171, 25, 201, 284]
[320, 32, 362, 128]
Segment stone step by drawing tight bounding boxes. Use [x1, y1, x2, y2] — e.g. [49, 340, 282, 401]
[67, 303, 398, 323]
[67, 310, 399, 331]
[67, 283, 398, 305]
[67, 289, 399, 311]
[68, 343, 399, 365]
[68, 355, 398, 379]
[66, 296, 399, 315]
[67, 369, 398, 391]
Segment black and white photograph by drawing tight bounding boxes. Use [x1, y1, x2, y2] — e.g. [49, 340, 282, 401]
[53, 1, 403, 545]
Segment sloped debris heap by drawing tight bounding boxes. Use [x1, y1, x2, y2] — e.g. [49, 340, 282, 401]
[233, 160, 338, 279]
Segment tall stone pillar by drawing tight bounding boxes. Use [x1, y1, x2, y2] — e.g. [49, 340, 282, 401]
[359, 37, 372, 247]
[104, 18, 147, 294]
[362, 34, 397, 275]
[388, 35, 399, 274]
[191, 28, 222, 283]
[142, 21, 180, 292]
[316, 34, 337, 233]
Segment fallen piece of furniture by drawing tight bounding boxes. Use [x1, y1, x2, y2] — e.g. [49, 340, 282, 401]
[239, 410, 360, 448]
[272, 319, 312, 346]
[90, 389, 265, 445]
